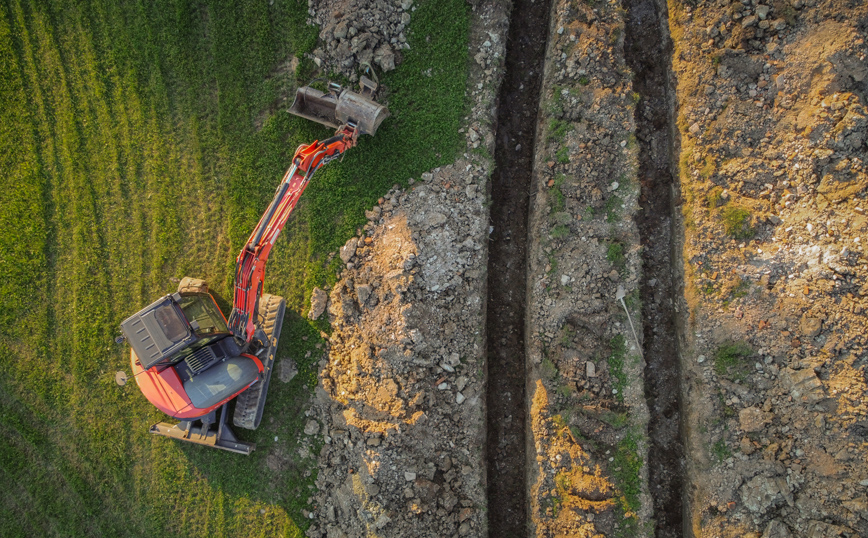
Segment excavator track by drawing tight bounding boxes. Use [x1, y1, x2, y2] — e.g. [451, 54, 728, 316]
[233, 293, 286, 430]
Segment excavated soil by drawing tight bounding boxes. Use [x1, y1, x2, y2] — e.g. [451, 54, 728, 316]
[296, 0, 868, 537]
[672, 0, 868, 537]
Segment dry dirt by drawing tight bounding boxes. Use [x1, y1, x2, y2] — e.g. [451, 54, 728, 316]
[287, 0, 868, 536]
[671, 0, 868, 536]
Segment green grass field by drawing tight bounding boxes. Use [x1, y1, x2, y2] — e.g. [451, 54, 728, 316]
[0, 0, 468, 535]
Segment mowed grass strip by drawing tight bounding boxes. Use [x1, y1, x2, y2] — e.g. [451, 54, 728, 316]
[0, 0, 469, 536]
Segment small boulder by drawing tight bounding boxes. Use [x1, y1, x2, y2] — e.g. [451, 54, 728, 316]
[799, 314, 822, 337]
[308, 287, 328, 320]
[340, 237, 358, 264]
[739, 406, 773, 433]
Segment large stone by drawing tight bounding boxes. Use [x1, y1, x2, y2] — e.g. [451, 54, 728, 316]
[356, 284, 372, 306]
[799, 314, 822, 337]
[373, 43, 396, 71]
[309, 287, 328, 320]
[739, 475, 786, 514]
[340, 237, 358, 264]
[805, 520, 851, 538]
[278, 359, 298, 383]
[780, 368, 825, 404]
[304, 420, 320, 435]
[333, 21, 348, 40]
[762, 519, 792, 538]
[739, 406, 773, 433]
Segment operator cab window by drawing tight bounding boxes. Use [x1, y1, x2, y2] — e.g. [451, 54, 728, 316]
[178, 294, 229, 337]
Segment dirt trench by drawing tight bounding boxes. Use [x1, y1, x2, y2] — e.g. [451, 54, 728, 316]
[622, 0, 684, 536]
[484, 0, 552, 533]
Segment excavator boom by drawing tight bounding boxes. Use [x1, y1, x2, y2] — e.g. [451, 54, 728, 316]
[228, 124, 358, 341]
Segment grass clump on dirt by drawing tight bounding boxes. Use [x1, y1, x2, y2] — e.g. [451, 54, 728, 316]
[607, 240, 626, 270]
[607, 335, 628, 401]
[547, 118, 571, 142]
[712, 439, 731, 462]
[0, 0, 469, 535]
[605, 193, 623, 222]
[713, 341, 753, 380]
[707, 186, 724, 208]
[551, 224, 570, 239]
[721, 205, 754, 239]
[613, 432, 643, 519]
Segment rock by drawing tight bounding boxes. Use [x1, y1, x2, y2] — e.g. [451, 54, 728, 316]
[304, 420, 320, 435]
[356, 284, 372, 306]
[780, 367, 825, 404]
[739, 406, 773, 433]
[456, 376, 468, 391]
[739, 475, 784, 514]
[740, 437, 757, 455]
[456, 392, 466, 404]
[799, 315, 822, 337]
[309, 287, 328, 320]
[340, 238, 358, 264]
[373, 513, 391, 529]
[755, 5, 771, 20]
[742, 15, 758, 28]
[842, 498, 868, 520]
[404, 471, 416, 481]
[762, 519, 792, 538]
[414, 478, 440, 502]
[333, 21, 348, 40]
[373, 43, 396, 71]
[586, 361, 597, 377]
[805, 520, 851, 537]
[278, 359, 298, 383]
[426, 211, 447, 228]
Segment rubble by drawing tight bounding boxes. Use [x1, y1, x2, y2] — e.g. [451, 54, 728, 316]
[674, 0, 868, 535]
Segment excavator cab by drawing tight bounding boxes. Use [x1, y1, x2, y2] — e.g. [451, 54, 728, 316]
[121, 292, 231, 371]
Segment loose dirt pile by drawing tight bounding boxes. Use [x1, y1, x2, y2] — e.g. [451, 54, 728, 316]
[308, 0, 412, 78]
[525, 0, 652, 536]
[302, 2, 509, 536]
[305, 162, 489, 538]
[671, 0, 868, 536]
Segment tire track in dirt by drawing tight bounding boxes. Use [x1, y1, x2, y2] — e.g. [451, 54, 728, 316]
[623, 0, 684, 536]
[484, 0, 552, 534]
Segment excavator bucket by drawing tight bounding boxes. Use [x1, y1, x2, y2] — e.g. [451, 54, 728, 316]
[289, 75, 389, 136]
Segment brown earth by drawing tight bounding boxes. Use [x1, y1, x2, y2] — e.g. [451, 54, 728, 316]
[671, 0, 868, 536]
[294, 0, 868, 536]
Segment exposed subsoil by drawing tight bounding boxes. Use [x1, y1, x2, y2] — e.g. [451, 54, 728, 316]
[299, 0, 868, 536]
[623, 0, 683, 535]
[484, 0, 552, 533]
[671, 1, 868, 536]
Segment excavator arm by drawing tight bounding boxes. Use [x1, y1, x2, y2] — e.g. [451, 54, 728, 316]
[227, 124, 359, 342]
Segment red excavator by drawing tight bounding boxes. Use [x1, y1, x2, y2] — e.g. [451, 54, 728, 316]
[119, 77, 388, 454]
